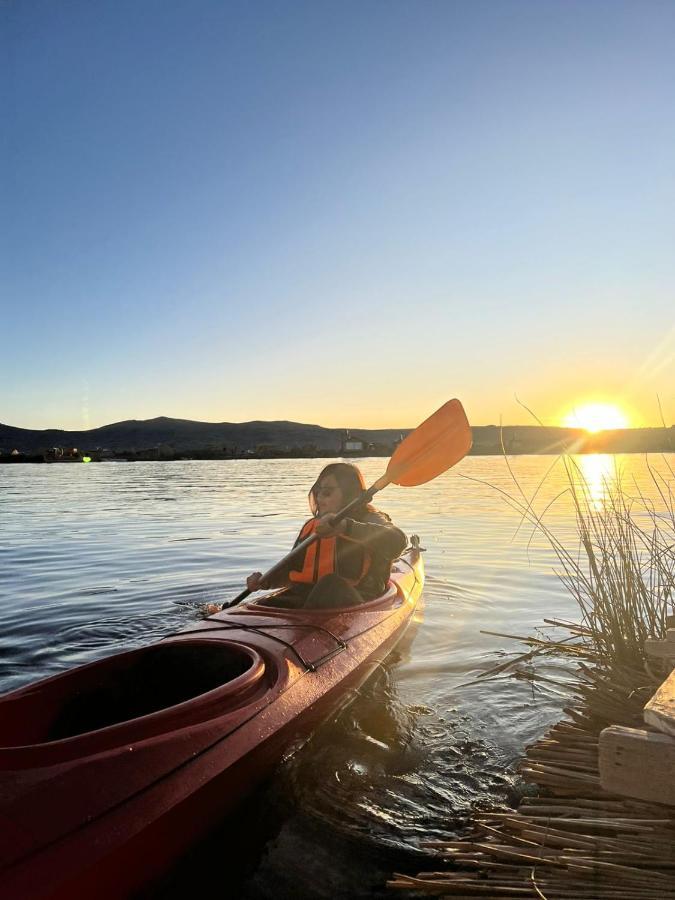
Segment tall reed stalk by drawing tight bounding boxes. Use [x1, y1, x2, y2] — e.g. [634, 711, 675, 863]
[553, 456, 675, 666]
[474, 453, 675, 669]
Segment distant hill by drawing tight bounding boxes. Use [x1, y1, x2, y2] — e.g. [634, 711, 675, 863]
[0, 416, 408, 455]
[0, 416, 673, 457]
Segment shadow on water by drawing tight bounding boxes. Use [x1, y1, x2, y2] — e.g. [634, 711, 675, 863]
[150, 637, 520, 900]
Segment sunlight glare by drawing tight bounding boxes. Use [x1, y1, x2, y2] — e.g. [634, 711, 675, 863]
[575, 454, 616, 511]
[562, 403, 630, 432]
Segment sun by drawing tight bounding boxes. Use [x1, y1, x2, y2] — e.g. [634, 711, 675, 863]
[562, 403, 630, 433]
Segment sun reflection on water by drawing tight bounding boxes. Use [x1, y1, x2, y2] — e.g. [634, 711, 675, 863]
[573, 454, 616, 510]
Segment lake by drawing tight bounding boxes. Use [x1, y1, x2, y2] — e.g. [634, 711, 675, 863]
[1, 453, 671, 897]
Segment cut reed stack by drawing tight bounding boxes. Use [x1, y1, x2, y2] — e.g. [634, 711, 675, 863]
[389, 649, 675, 899]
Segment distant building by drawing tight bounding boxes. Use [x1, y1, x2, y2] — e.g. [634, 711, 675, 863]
[340, 431, 365, 454]
[44, 447, 82, 462]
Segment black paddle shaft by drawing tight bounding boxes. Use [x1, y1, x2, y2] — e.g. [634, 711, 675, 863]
[221, 485, 380, 610]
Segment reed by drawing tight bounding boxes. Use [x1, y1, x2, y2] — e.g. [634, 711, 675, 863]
[551, 455, 675, 666]
[471, 451, 675, 669]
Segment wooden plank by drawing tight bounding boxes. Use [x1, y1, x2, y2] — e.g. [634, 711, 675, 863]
[644, 667, 675, 738]
[643, 639, 675, 660]
[599, 725, 675, 807]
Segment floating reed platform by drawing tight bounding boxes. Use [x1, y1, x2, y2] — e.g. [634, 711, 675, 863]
[389, 626, 675, 899]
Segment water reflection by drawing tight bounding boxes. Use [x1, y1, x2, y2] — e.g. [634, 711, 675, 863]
[3, 454, 674, 897]
[572, 453, 616, 511]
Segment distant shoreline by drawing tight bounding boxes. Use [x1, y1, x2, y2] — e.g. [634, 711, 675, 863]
[1, 418, 673, 462]
[3, 446, 675, 465]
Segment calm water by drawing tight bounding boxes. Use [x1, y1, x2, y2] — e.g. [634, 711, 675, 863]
[1, 454, 672, 897]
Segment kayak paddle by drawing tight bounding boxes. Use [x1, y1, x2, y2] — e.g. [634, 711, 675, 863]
[221, 398, 471, 609]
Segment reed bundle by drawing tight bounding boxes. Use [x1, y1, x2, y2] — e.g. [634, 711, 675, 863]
[389, 647, 675, 896]
[389, 666, 675, 897]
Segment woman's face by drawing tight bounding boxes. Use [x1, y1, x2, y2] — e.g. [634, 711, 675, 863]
[315, 474, 343, 516]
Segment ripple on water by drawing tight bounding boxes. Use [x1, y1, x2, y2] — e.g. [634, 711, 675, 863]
[2, 455, 673, 897]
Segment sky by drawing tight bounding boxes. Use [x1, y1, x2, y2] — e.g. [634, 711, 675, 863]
[3, 0, 675, 432]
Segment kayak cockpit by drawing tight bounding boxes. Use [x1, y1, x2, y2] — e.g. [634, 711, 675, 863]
[250, 580, 401, 612]
[0, 641, 265, 751]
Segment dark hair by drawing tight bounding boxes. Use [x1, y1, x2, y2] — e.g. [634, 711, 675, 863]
[309, 462, 376, 519]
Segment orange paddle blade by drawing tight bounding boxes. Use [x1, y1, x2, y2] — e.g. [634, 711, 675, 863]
[386, 399, 472, 487]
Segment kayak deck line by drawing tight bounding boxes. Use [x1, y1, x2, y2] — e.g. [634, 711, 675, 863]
[166, 619, 349, 672]
[172, 596, 411, 672]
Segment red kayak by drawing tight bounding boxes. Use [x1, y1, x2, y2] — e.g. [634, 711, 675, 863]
[0, 542, 424, 899]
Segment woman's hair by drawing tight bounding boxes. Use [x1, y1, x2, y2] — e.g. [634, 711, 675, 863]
[309, 462, 379, 519]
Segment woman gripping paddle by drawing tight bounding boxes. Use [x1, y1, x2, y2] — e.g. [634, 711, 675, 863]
[246, 463, 407, 609]
[217, 399, 471, 612]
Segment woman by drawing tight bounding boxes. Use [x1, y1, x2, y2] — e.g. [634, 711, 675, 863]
[247, 462, 407, 608]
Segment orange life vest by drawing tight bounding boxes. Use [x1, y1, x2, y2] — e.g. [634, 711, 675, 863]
[288, 518, 371, 586]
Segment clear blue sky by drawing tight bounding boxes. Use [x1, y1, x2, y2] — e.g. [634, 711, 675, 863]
[3, 0, 674, 430]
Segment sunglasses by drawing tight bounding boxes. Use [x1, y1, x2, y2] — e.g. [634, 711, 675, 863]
[315, 485, 337, 497]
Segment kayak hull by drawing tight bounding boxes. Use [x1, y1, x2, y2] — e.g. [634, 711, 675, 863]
[0, 549, 424, 899]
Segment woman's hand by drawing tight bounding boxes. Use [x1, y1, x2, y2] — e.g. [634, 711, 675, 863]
[246, 571, 269, 591]
[315, 514, 347, 537]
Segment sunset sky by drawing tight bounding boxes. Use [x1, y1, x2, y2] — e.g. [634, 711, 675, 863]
[3, 0, 674, 432]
